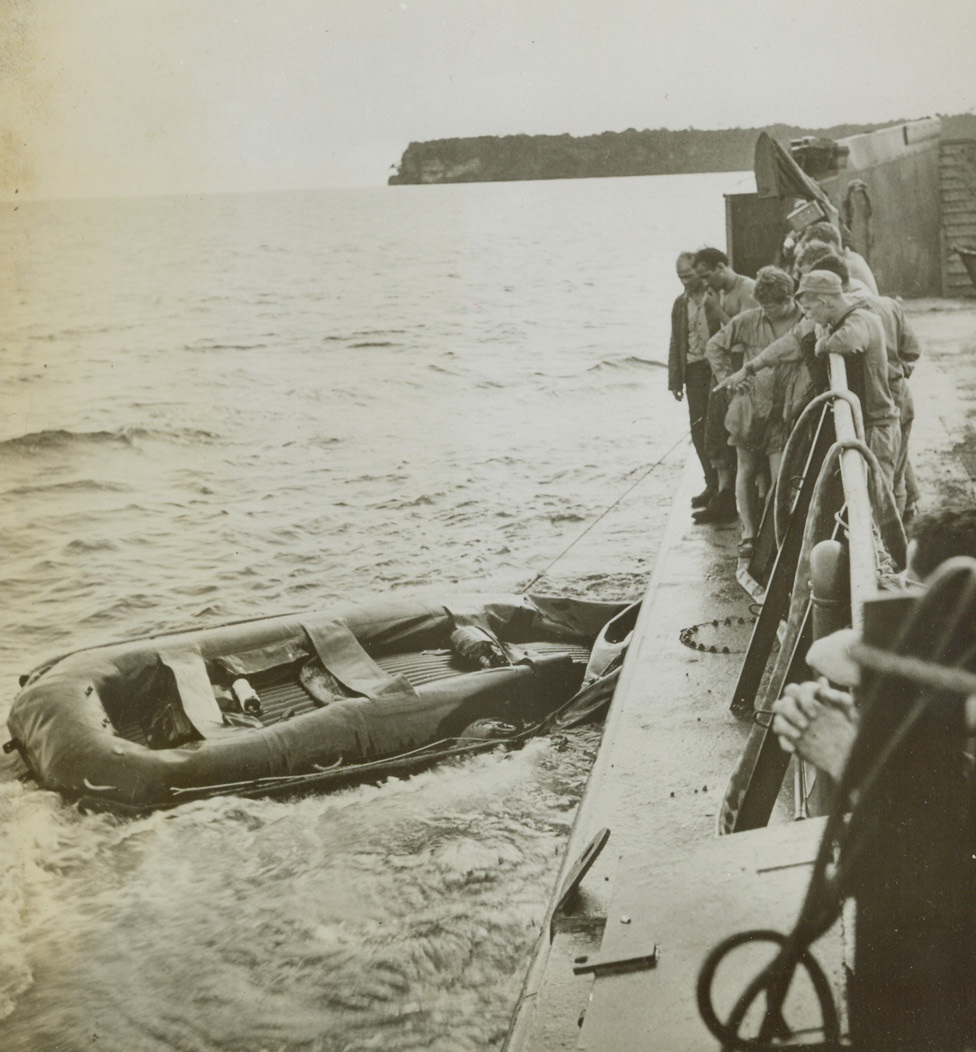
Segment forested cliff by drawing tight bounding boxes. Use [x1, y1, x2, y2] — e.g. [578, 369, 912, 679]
[389, 115, 976, 185]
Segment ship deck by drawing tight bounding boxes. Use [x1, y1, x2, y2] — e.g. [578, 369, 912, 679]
[505, 299, 976, 1051]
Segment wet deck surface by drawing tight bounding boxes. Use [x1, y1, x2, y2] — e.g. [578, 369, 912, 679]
[507, 299, 976, 1051]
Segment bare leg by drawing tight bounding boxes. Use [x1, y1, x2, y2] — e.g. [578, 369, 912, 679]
[735, 447, 760, 540]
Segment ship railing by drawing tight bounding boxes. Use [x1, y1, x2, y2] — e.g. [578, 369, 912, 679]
[718, 350, 908, 834]
[823, 354, 881, 628]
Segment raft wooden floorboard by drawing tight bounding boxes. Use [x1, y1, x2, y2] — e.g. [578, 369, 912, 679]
[114, 642, 591, 748]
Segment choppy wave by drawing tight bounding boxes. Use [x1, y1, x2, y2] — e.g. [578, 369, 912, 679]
[4, 478, 133, 497]
[585, 354, 667, 374]
[0, 736, 601, 1050]
[61, 537, 121, 554]
[320, 329, 410, 346]
[378, 493, 441, 509]
[184, 341, 270, 352]
[0, 427, 218, 455]
[38, 323, 130, 339]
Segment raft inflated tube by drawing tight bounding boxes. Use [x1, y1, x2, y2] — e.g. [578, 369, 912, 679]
[10, 652, 578, 808]
[581, 601, 641, 686]
[8, 592, 628, 810]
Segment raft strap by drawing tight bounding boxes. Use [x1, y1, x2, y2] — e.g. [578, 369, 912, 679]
[157, 648, 231, 739]
[301, 619, 418, 700]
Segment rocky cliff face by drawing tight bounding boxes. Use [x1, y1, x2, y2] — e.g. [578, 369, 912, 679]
[401, 156, 483, 184]
[388, 118, 975, 186]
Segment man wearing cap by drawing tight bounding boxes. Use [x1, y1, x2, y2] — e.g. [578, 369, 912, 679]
[794, 220, 879, 295]
[798, 252, 921, 518]
[795, 239, 874, 296]
[795, 269, 901, 495]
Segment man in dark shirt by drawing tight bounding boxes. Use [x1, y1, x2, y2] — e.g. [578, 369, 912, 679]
[668, 252, 724, 507]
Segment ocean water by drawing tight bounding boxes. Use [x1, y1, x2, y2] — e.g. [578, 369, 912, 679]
[0, 171, 745, 1051]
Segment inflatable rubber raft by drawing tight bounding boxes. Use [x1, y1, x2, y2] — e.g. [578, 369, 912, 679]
[5, 593, 638, 813]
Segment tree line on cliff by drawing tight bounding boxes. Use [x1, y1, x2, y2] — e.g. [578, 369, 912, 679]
[389, 114, 976, 185]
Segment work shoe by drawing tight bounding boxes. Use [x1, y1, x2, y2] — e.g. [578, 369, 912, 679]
[692, 489, 737, 524]
[691, 486, 715, 509]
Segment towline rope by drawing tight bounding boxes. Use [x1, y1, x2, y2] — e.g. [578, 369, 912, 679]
[524, 431, 689, 592]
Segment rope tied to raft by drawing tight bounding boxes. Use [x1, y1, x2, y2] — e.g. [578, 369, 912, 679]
[524, 431, 688, 591]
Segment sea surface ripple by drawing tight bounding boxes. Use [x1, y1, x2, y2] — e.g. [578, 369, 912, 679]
[0, 172, 744, 1050]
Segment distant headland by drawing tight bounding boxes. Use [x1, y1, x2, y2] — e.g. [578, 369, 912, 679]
[389, 114, 976, 185]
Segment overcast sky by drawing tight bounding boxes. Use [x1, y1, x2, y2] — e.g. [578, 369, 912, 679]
[4, 0, 974, 200]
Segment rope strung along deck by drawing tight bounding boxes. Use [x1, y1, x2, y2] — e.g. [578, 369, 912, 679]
[524, 432, 688, 592]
